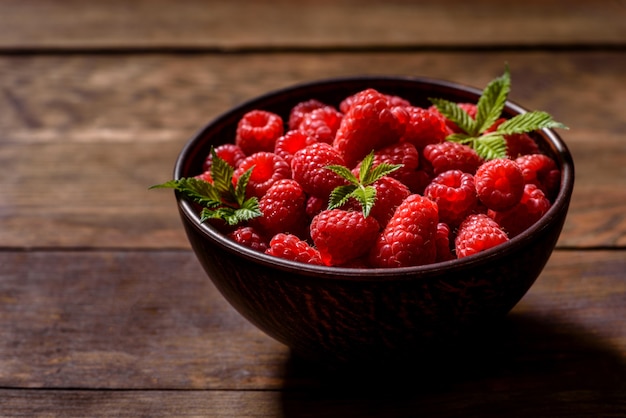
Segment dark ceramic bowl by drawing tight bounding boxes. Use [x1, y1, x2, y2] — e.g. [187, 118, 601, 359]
[173, 76, 574, 365]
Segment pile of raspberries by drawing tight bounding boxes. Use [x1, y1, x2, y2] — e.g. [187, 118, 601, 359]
[197, 88, 560, 268]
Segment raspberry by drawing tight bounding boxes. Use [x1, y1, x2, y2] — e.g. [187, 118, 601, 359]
[378, 142, 421, 184]
[333, 89, 407, 167]
[233, 152, 291, 198]
[235, 110, 284, 155]
[506, 133, 541, 159]
[474, 158, 525, 211]
[298, 106, 343, 144]
[515, 153, 560, 200]
[274, 130, 317, 166]
[291, 142, 348, 199]
[305, 195, 327, 219]
[228, 226, 268, 252]
[252, 179, 308, 239]
[203, 143, 246, 172]
[288, 99, 326, 130]
[400, 106, 449, 151]
[455, 213, 509, 258]
[265, 233, 323, 265]
[310, 209, 380, 267]
[424, 169, 477, 226]
[422, 141, 483, 175]
[339, 90, 410, 113]
[435, 222, 455, 262]
[369, 194, 438, 268]
[490, 184, 552, 237]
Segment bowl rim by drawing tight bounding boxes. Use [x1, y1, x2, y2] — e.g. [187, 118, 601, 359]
[174, 75, 575, 282]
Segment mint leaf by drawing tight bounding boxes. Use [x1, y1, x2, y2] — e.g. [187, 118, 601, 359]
[326, 150, 402, 217]
[429, 97, 478, 135]
[430, 65, 567, 160]
[150, 146, 261, 225]
[473, 134, 508, 161]
[475, 66, 510, 133]
[497, 110, 569, 135]
[150, 177, 221, 208]
[328, 184, 358, 210]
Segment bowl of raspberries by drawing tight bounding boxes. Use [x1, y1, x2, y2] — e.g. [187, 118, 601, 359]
[154, 67, 574, 365]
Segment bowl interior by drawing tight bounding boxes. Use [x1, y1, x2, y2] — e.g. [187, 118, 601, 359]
[174, 75, 574, 280]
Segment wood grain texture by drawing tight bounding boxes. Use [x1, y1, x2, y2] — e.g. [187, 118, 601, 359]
[0, 0, 624, 51]
[1, 387, 625, 418]
[0, 52, 624, 248]
[1, 250, 624, 391]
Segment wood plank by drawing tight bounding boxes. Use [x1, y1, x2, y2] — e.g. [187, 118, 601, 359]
[1, 387, 625, 418]
[0, 51, 624, 248]
[0, 0, 624, 50]
[1, 250, 624, 391]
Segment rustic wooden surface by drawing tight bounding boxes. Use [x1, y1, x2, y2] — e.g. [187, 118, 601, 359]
[1, 1, 625, 417]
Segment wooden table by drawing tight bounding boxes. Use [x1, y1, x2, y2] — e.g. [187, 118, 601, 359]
[1, 1, 625, 416]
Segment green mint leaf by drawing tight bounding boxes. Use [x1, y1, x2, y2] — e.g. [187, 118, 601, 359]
[474, 133, 508, 160]
[328, 185, 358, 210]
[367, 162, 402, 185]
[151, 146, 261, 226]
[496, 110, 569, 135]
[351, 186, 377, 218]
[233, 167, 254, 206]
[326, 164, 360, 184]
[430, 97, 478, 136]
[445, 132, 475, 145]
[200, 197, 261, 226]
[325, 150, 403, 217]
[475, 66, 511, 133]
[150, 177, 222, 208]
[210, 148, 236, 196]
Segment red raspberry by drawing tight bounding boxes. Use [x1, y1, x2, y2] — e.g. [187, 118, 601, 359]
[305, 195, 327, 219]
[455, 213, 509, 258]
[475, 158, 525, 211]
[291, 142, 348, 199]
[369, 194, 439, 268]
[435, 222, 455, 262]
[506, 133, 541, 159]
[195, 170, 213, 184]
[310, 209, 380, 267]
[379, 142, 421, 183]
[298, 106, 343, 144]
[400, 106, 449, 151]
[274, 130, 317, 166]
[424, 169, 478, 227]
[333, 89, 407, 167]
[515, 153, 560, 200]
[422, 141, 483, 175]
[235, 110, 284, 156]
[203, 143, 246, 172]
[265, 233, 323, 265]
[233, 152, 291, 198]
[489, 183, 552, 237]
[252, 179, 308, 239]
[288, 99, 326, 131]
[339, 90, 410, 113]
[228, 226, 268, 252]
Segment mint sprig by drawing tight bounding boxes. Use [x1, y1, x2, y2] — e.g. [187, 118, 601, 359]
[325, 151, 401, 217]
[150, 147, 261, 225]
[430, 65, 568, 160]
